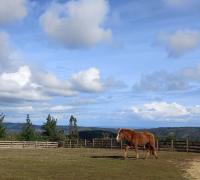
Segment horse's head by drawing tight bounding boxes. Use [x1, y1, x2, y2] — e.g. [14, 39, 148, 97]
[116, 129, 124, 142]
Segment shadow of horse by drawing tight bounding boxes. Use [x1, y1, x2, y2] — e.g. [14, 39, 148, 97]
[90, 155, 143, 160]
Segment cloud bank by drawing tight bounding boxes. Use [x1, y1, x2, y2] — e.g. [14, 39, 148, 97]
[40, 0, 112, 49]
[0, 0, 27, 24]
[131, 101, 200, 121]
[157, 30, 200, 57]
[133, 64, 200, 93]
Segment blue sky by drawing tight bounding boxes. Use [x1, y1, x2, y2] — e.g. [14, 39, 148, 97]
[0, 0, 200, 128]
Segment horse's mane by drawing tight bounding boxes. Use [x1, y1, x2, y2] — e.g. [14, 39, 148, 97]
[119, 128, 135, 134]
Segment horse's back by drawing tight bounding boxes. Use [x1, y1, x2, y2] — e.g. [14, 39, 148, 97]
[134, 131, 155, 145]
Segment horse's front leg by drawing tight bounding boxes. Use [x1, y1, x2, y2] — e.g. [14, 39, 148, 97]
[135, 145, 139, 159]
[124, 145, 129, 159]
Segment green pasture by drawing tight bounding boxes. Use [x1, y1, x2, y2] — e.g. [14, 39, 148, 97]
[0, 148, 198, 180]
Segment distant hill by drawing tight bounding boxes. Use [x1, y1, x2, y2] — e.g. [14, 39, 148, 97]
[78, 127, 200, 141]
[79, 130, 116, 139]
[145, 127, 200, 141]
[4, 122, 116, 134]
[3, 123, 200, 141]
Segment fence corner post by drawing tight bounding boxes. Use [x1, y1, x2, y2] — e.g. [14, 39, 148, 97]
[110, 138, 113, 149]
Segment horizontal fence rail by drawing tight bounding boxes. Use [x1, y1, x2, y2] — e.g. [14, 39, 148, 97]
[63, 139, 200, 153]
[0, 141, 58, 149]
[0, 139, 199, 153]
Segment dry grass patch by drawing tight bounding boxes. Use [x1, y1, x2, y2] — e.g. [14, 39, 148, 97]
[0, 148, 198, 180]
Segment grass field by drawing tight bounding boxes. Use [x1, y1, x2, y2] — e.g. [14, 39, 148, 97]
[0, 148, 199, 180]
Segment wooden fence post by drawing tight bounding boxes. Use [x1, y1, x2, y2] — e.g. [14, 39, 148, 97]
[35, 141, 37, 149]
[171, 139, 174, 151]
[77, 139, 79, 148]
[110, 139, 112, 149]
[92, 139, 95, 148]
[120, 140, 123, 149]
[85, 139, 87, 148]
[186, 138, 189, 153]
[156, 140, 159, 151]
[69, 140, 72, 148]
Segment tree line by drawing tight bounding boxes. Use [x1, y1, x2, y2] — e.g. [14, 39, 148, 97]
[0, 113, 72, 142]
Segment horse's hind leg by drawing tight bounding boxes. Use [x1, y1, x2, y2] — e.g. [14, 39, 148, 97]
[154, 150, 158, 159]
[152, 146, 158, 159]
[124, 145, 129, 159]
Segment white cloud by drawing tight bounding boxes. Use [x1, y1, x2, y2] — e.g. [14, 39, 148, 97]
[39, 0, 112, 48]
[50, 105, 74, 112]
[1, 106, 34, 112]
[71, 67, 103, 92]
[0, 65, 112, 103]
[164, 0, 193, 7]
[0, 32, 118, 103]
[1, 66, 31, 87]
[158, 30, 200, 57]
[133, 71, 188, 92]
[0, 66, 49, 101]
[131, 102, 190, 121]
[0, 0, 27, 24]
[133, 64, 200, 93]
[34, 72, 77, 97]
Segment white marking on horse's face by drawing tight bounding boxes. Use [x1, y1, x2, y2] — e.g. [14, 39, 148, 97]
[116, 130, 121, 142]
[116, 134, 120, 142]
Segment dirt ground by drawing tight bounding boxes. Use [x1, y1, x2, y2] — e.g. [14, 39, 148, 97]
[185, 158, 200, 180]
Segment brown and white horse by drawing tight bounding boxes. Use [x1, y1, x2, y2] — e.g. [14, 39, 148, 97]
[116, 128, 158, 159]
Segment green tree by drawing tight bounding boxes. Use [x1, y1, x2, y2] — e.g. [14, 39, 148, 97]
[69, 115, 79, 139]
[21, 114, 35, 141]
[0, 113, 6, 138]
[56, 129, 66, 141]
[42, 114, 57, 141]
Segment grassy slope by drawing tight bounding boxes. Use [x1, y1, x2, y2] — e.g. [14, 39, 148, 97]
[0, 148, 198, 180]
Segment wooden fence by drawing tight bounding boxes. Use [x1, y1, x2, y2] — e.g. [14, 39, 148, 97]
[63, 139, 200, 153]
[0, 141, 58, 149]
[0, 139, 199, 153]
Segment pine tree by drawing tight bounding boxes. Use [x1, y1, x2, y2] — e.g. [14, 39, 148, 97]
[42, 114, 57, 141]
[21, 114, 35, 141]
[69, 115, 78, 139]
[0, 113, 6, 138]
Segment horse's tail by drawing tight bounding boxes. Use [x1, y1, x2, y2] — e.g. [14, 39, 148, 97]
[150, 135, 158, 158]
[148, 133, 157, 155]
